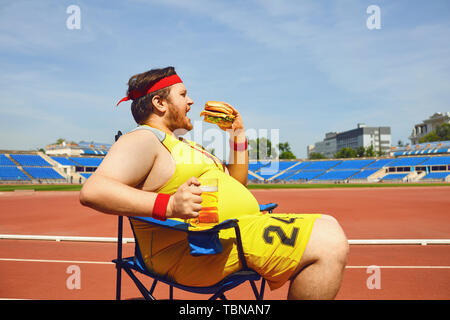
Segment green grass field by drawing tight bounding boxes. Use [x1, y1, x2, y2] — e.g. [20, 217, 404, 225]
[0, 182, 448, 192]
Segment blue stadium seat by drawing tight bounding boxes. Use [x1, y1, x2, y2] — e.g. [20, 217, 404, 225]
[419, 156, 450, 166]
[23, 167, 65, 179]
[365, 159, 396, 169]
[0, 154, 16, 166]
[69, 157, 103, 167]
[421, 172, 450, 180]
[10, 154, 51, 167]
[301, 160, 342, 171]
[331, 159, 375, 170]
[314, 170, 359, 181]
[388, 157, 429, 167]
[258, 161, 301, 179]
[381, 173, 409, 180]
[286, 170, 325, 181]
[349, 169, 378, 180]
[0, 167, 31, 181]
[51, 157, 79, 166]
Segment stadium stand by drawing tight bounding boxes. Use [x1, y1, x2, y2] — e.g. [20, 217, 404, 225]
[0, 166, 31, 181]
[314, 170, 360, 181]
[381, 173, 409, 181]
[23, 167, 65, 180]
[421, 172, 450, 181]
[349, 169, 379, 180]
[10, 154, 51, 167]
[0, 154, 16, 166]
[69, 157, 103, 167]
[271, 161, 311, 181]
[387, 157, 429, 167]
[258, 161, 301, 180]
[331, 159, 375, 170]
[51, 156, 79, 166]
[419, 156, 450, 166]
[392, 140, 450, 156]
[286, 170, 325, 182]
[301, 160, 342, 171]
[364, 158, 396, 169]
[2, 145, 450, 184]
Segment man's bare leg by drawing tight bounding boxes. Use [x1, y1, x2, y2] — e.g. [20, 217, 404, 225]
[287, 215, 349, 300]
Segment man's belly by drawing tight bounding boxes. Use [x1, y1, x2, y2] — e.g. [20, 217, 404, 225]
[199, 169, 260, 221]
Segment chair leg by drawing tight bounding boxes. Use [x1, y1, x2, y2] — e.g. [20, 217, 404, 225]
[149, 279, 158, 296]
[259, 278, 266, 299]
[249, 280, 262, 300]
[115, 264, 122, 300]
[123, 268, 155, 300]
[169, 285, 174, 300]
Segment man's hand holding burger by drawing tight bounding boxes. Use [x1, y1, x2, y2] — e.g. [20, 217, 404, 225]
[200, 101, 245, 135]
[200, 100, 248, 185]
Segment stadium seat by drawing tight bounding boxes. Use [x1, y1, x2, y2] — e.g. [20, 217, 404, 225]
[51, 157, 79, 166]
[421, 172, 450, 180]
[69, 157, 103, 167]
[381, 173, 409, 181]
[331, 159, 375, 170]
[314, 170, 360, 181]
[349, 169, 378, 180]
[364, 159, 396, 169]
[22, 167, 65, 180]
[0, 166, 30, 181]
[9, 154, 51, 167]
[0, 154, 16, 166]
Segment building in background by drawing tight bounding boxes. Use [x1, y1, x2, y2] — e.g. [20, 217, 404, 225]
[45, 141, 111, 156]
[308, 123, 391, 158]
[409, 112, 450, 145]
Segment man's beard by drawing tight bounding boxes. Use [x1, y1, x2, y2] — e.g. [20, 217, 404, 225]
[167, 104, 193, 135]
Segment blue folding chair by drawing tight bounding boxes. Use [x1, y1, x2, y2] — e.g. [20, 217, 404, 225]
[112, 130, 278, 300]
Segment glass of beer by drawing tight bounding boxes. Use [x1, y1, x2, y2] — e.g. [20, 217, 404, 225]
[197, 177, 219, 224]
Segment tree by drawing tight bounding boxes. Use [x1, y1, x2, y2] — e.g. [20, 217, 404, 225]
[419, 123, 450, 143]
[248, 138, 277, 160]
[309, 152, 327, 159]
[365, 145, 376, 157]
[356, 146, 366, 158]
[278, 142, 296, 159]
[335, 147, 357, 158]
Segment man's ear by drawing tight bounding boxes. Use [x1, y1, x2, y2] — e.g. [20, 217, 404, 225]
[152, 95, 168, 113]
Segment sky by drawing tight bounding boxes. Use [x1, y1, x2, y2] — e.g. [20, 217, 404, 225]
[0, 0, 449, 159]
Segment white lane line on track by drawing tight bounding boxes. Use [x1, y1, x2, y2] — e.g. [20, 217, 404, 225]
[1, 258, 450, 269]
[1, 234, 450, 245]
[0, 258, 113, 264]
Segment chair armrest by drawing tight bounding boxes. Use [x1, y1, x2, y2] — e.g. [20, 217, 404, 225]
[259, 203, 278, 213]
[129, 216, 239, 256]
[130, 216, 238, 233]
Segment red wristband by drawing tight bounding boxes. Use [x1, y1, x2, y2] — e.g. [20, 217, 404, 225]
[153, 193, 171, 221]
[230, 138, 248, 151]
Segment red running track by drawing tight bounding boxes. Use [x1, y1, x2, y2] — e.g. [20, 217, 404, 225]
[0, 186, 449, 300]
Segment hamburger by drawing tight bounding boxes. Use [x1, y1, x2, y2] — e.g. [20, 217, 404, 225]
[200, 101, 235, 128]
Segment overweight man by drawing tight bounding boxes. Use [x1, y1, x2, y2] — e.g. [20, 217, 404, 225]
[79, 66, 349, 299]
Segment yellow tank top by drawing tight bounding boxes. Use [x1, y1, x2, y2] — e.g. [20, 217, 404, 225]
[130, 125, 260, 265]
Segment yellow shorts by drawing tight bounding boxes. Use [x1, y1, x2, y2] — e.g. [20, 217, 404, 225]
[144, 213, 321, 290]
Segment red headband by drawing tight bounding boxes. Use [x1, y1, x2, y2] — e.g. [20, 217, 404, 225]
[116, 74, 183, 106]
